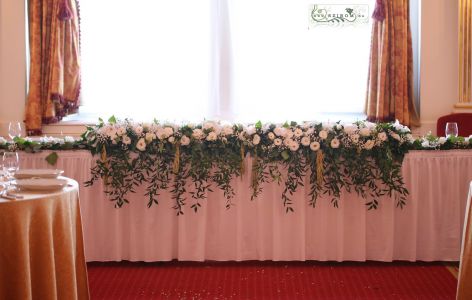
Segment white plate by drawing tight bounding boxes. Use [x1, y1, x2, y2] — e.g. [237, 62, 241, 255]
[14, 169, 64, 179]
[14, 178, 69, 191]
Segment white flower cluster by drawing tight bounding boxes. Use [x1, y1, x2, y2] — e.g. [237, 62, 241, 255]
[92, 119, 416, 153]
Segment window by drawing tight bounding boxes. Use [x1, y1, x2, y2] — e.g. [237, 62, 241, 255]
[78, 0, 375, 123]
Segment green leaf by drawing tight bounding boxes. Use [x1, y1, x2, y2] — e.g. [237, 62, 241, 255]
[281, 150, 290, 160]
[255, 120, 262, 130]
[108, 115, 117, 124]
[45, 152, 59, 166]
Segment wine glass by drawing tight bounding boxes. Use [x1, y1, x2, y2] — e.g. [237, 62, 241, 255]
[8, 122, 22, 140]
[445, 122, 459, 138]
[2, 152, 19, 186]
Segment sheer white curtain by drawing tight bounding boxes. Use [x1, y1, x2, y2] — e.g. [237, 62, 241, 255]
[78, 0, 374, 122]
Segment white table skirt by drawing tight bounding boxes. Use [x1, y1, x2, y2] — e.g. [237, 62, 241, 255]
[19, 150, 472, 262]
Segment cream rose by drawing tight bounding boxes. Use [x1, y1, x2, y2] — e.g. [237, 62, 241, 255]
[268, 132, 275, 140]
[252, 134, 261, 145]
[289, 141, 300, 151]
[310, 141, 320, 151]
[180, 135, 190, 146]
[274, 138, 282, 146]
[360, 127, 371, 137]
[301, 136, 310, 146]
[377, 132, 388, 142]
[318, 130, 328, 140]
[363, 140, 375, 150]
[122, 135, 131, 145]
[136, 138, 146, 151]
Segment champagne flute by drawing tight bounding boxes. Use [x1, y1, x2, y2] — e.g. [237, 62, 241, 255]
[8, 122, 22, 140]
[2, 152, 19, 187]
[445, 122, 459, 138]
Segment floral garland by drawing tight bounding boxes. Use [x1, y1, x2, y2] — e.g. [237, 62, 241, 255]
[1, 119, 471, 214]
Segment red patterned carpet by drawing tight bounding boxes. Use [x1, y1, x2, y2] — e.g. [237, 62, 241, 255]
[87, 261, 457, 299]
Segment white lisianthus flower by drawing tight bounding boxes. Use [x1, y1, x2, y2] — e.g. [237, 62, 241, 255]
[136, 138, 146, 151]
[289, 141, 300, 151]
[145, 132, 156, 143]
[245, 126, 256, 136]
[122, 135, 131, 145]
[330, 138, 340, 148]
[252, 134, 261, 145]
[365, 122, 376, 129]
[133, 126, 144, 136]
[351, 134, 360, 144]
[310, 141, 320, 151]
[285, 130, 294, 139]
[117, 127, 127, 136]
[0, 137, 7, 144]
[406, 134, 415, 143]
[301, 136, 310, 146]
[465, 137, 470, 144]
[421, 141, 430, 148]
[180, 135, 190, 146]
[377, 132, 388, 142]
[192, 129, 204, 140]
[268, 132, 275, 140]
[206, 131, 218, 141]
[319, 130, 328, 140]
[294, 128, 303, 137]
[274, 138, 282, 146]
[438, 137, 447, 144]
[222, 126, 233, 136]
[168, 136, 175, 143]
[360, 127, 371, 137]
[363, 140, 375, 150]
[64, 136, 75, 143]
[305, 128, 314, 136]
[335, 124, 342, 130]
[343, 125, 357, 135]
[274, 127, 285, 137]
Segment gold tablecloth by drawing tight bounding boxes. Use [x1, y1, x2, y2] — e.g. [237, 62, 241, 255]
[0, 178, 89, 300]
[457, 182, 472, 299]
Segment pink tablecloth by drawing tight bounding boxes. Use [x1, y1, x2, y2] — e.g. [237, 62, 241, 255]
[19, 150, 472, 262]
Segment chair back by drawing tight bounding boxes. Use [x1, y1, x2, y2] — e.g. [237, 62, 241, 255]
[436, 113, 472, 137]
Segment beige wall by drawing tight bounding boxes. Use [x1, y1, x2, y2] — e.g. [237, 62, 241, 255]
[0, 0, 461, 136]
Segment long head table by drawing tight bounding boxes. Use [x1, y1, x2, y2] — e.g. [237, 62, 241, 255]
[19, 150, 472, 262]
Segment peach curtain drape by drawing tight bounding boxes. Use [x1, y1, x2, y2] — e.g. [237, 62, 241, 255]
[25, 0, 81, 135]
[365, 0, 419, 127]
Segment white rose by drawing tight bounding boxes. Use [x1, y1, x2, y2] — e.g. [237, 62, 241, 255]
[145, 132, 156, 143]
[330, 138, 340, 148]
[351, 134, 360, 144]
[0, 137, 6, 145]
[180, 135, 190, 146]
[117, 127, 127, 136]
[222, 126, 233, 136]
[439, 137, 447, 144]
[335, 124, 342, 130]
[310, 141, 320, 151]
[284, 138, 293, 146]
[363, 140, 375, 150]
[192, 129, 204, 140]
[168, 136, 175, 143]
[360, 127, 371, 137]
[289, 141, 300, 151]
[377, 132, 388, 142]
[301, 136, 310, 146]
[268, 132, 275, 140]
[206, 131, 218, 141]
[365, 122, 376, 129]
[294, 128, 303, 137]
[421, 141, 430, 148]
[136, 138, 146, 151]
[134, 126, 144, 136]
[274, 127, 285, 137]
[274, 138, 282, 146]
[122, 135, 131, 145]
[319, 130, 328, 140]
[252, 134, 261, 145]
[465, 137, 470, 144]
[406, 134, 415, 143]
